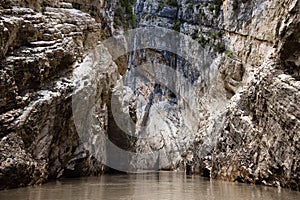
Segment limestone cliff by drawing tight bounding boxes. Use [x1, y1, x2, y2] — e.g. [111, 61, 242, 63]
[0, 0, 299, 191]
[0, 0, 123, 189]
[210, 0, 300, 190]
[128, 0, 300, 190]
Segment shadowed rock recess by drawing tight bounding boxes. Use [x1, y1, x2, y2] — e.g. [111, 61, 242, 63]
[0, 0, 299, 191]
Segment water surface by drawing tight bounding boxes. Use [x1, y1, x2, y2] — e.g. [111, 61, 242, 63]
[0, 172, 299, 200]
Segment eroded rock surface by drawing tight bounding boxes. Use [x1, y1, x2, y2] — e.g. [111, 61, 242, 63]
[0, 0, 299, 191]
[0, 0, 118, 189]
[193, 0, 300, 190]
[212, 66, 300, 190]
[128, 0, 300, 190]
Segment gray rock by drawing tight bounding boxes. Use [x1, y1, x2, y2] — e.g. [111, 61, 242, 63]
[158, 6, 178, 19]
[0, 0, 116, 189]
[0, 0, 300, 192]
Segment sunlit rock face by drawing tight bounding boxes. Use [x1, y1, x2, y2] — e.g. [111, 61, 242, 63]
[0, 0, 299, 191]
[0, 0, 118, 189]
[212, 66, 300, 190]
[127, 0, 228, 171]
[211, 0, 300, 190]
[126, 49, 228, 171]
[127, 0, 300, 190]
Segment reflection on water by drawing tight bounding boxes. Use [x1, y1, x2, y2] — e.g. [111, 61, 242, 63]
[0, 172, 299, 200]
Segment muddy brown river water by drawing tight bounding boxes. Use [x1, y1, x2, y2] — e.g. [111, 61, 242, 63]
[0, 172, 299, 200]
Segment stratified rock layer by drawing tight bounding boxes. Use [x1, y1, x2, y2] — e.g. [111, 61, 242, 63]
[0, 0, 299, 191]
[208, 0, 300, 190]
[212, 66, 300, 190]
[130, 0, 300, 190]
[0, 0, 115, 189]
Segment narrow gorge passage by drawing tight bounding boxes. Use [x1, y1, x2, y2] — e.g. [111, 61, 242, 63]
[0, 0, 299, 197]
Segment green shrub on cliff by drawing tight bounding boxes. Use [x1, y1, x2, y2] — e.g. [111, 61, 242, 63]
[114, 0, 137, 29]
[166, 0, 178, 7]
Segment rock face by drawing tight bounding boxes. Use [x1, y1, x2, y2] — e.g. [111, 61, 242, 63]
[0, 0, 299, 191]
[128, 0, 300, 190]
[125, 0, 228, 171]
[0, 0, 122, 189]
[212, 67, 300, 190]
[209, 0, 300, 190]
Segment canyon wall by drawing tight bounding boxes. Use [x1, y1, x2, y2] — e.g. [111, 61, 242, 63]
[0, 0, 124, 189]
[129, 0, 300, 190]
[0, 0, 299, 191]
[210, 0, 300, 190]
